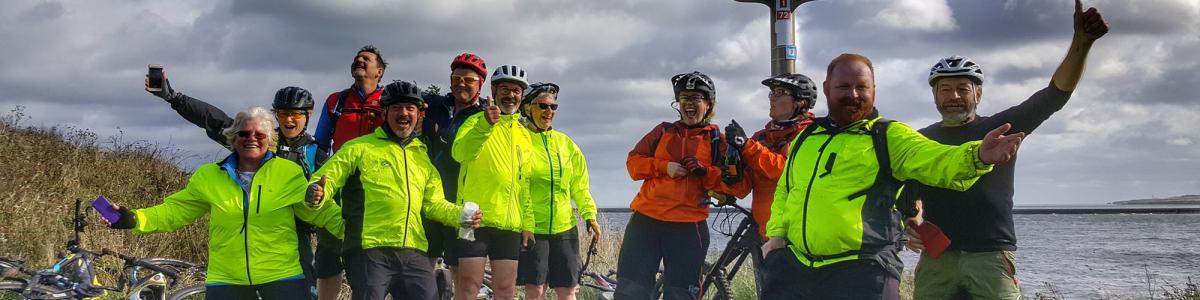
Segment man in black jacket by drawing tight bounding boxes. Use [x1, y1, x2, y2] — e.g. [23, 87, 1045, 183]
[147, 79, 327, 299]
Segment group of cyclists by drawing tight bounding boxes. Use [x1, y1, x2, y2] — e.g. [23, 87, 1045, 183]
[96, 1, 1108, 299]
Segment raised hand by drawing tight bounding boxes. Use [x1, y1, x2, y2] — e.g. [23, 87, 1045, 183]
[306, 175, 328, 207]
[725, 119, 747, 149]
[979, 123, 1025, 165]
[484, 97, 501, 125]
[1074, 0, 1109, 42]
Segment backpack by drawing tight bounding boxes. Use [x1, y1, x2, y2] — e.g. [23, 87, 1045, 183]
[783, 118, 904, 209]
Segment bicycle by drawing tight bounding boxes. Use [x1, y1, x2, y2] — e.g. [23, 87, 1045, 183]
[693, 200, 762, 300]
[577, 238, 618, 300]
[0, 198, 205, 300]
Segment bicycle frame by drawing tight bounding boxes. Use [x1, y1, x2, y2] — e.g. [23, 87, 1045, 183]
[699, 201, 765, 298]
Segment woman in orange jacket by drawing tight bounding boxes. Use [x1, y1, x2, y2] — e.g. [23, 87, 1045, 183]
[615, 71, 750, 300]
[724, 73, 819, 240]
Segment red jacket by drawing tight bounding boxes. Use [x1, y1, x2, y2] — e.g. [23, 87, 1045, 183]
[314, 87, 385, 153]
[742, 116, 812, 238]
[627, 122, 751, 223]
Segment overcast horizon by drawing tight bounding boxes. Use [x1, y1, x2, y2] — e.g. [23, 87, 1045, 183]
[2, 0, 1197, 207]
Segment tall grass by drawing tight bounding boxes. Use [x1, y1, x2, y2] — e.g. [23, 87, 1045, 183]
[0, 106, 208, 288]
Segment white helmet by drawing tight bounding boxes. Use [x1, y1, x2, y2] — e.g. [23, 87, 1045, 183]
[491, 64, 529, 89]
[928, 55, 984, 87]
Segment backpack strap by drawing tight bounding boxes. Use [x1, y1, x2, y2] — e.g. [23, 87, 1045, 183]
[646, 122, 673, 155]
[304, 144, 318, 175]
[709, 127, 722, 166]
[782, 120, 822, 191]
[329, 89, 351, 121]
[870, 119, 893, 181]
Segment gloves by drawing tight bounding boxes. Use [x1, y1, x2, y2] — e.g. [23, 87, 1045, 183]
[110, 207, 137, 230]
[147, 78, 180, 103]
[725, 119, 747, 149]
[681, 157, 707, 176]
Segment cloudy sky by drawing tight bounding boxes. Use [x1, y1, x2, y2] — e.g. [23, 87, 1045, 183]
[2, 0, 1196, 207]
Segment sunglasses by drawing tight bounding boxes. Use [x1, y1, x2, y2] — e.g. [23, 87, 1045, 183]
[534, 103, 559, 111]
[450, 75, 481, 85]
[274, 110, 307, 119]
[236, 131, 269, 140]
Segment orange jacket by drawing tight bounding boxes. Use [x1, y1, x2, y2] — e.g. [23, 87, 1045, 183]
[743, 116, 812, 238]
[627, 122, 751, 222]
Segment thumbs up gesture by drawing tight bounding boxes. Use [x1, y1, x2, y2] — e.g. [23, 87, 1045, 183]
[306, 175, 328, 207]
[1073, 0, 1109, 42]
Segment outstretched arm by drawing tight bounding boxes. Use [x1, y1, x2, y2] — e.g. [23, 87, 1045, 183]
[1051, 0, 1109, 92]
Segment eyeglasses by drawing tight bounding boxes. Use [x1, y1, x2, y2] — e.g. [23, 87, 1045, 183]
[274, 110, 307, 119]
[497, 86, 523, 95]
[677, 95, 707, 103]
[450, 75, 481, 85]
[768, 90, 793, 98]
[236, 131, 269, 140]
[535, 103, 559, 111]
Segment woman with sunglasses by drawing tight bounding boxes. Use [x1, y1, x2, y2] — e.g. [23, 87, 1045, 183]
[104, 107, 344, 299]
[514, 83, 601, 300]
[616, 72, 751, 300]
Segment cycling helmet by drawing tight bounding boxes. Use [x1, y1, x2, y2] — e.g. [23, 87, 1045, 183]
[522, 82, 560, 105]
[451, 52, 488, 79]
[491, 64, 529, 89]
[272, 86, 314, 110]
[928, 55, 984, 87]
[380, 80, 425, 109]
[761, 73, 818, 110]
[670, 71, 717, 123]
[671, 71, 715, 99]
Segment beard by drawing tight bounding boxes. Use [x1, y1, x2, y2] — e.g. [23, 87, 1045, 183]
[830, 96, 871, 126]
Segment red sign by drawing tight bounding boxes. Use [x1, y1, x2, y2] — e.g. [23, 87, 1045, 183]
[776, 11, 791, 20]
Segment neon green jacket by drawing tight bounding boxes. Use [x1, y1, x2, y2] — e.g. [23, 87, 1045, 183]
[526, 128, 598, 235]
[314, 127, 463, 252]
[767, 115, 993, 268]
[452, 113, 535, 232]
[133, 153, 343, 285]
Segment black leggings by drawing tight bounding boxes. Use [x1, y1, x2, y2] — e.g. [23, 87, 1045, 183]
[204, 277, 309, 300]
[615, 212, 709, 300]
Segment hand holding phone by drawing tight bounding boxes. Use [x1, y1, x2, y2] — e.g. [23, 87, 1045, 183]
[147, 64, 164, 92]
[91, 195, 121, 225]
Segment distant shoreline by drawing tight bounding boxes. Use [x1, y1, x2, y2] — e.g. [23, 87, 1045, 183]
[597, 205, 1200, 214]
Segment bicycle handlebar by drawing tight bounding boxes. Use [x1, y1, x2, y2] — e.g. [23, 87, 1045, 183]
[101, 248, 179, 278]
[703, 199, 752, 216]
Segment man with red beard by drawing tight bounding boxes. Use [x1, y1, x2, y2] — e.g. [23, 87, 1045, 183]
[759, 53, 1027, 299]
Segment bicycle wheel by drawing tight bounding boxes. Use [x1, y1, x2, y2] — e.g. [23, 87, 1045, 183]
[435, 268, 453, 300]
[0, 280, 76, 300]
[698, 268, 732, 300]
[166, 284, 205, 300]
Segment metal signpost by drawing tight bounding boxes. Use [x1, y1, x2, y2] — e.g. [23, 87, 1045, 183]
[733, 0, 817, 76]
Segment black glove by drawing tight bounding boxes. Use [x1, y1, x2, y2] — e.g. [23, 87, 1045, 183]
[681, 157, 707, 176]
[148, 78, 180, 103]
[721, 146, 744, 185]
[725, 119, 747, 149]
[110, 206, 137, 230]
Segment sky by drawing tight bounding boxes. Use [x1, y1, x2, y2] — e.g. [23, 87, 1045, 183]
[2, 0, 1197, 207]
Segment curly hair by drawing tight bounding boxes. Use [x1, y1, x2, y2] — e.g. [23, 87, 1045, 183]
[222, 106, 278, 148]
[359, 44, 387, 70]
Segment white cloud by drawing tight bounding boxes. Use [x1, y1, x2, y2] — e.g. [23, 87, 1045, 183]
[868, 0, 957, 32]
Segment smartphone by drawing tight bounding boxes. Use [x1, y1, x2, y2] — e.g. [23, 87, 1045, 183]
[481, 96, 493, 107]
[91, 195, 122, 225]
[147, 64, 164, 92]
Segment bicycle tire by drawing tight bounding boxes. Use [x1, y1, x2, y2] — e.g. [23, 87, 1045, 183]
[142, 258, 207, 286]
[165, 284, 205, 300]
[698, 268, 732, 300]
[0, 280, 76, 300]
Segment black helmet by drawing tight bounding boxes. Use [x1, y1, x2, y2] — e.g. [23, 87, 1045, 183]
[380, 80, 425, 109]
[671, 71, 715, 99]
[761, 73, 817, 110]
[272, 86, 314, 110]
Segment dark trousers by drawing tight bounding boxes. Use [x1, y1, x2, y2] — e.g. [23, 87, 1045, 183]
[205, 277, 309, 300]
[761, 249, 900, 300]
[345, 247, 436, 300]
[615, 212, 709, 300]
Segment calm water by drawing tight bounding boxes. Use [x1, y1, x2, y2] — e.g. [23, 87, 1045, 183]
[595, 212, 1200, 299]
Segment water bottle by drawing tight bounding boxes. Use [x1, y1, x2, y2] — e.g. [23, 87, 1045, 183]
[459, 202, 479, 241]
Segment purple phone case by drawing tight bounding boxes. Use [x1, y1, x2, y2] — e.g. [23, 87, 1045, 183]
[91, 196, 121, 224]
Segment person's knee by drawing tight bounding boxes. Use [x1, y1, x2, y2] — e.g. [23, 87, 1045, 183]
[553, 286, 576, 297]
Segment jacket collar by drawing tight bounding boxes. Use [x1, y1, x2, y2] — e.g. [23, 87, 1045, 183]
[219, 151, 275, 184]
